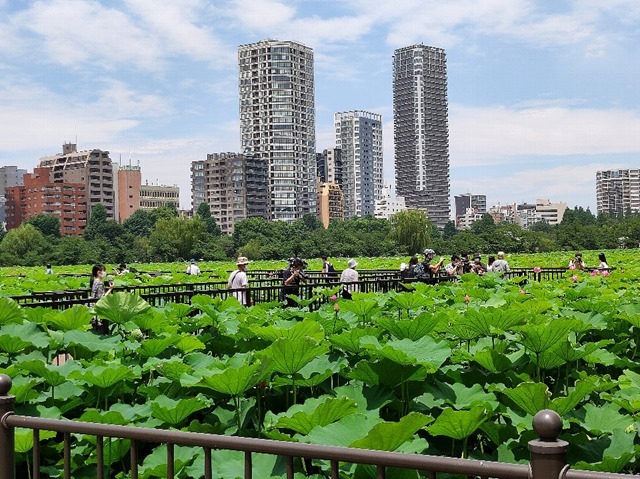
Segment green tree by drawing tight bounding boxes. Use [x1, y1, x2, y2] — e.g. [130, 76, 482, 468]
[149, 216, 208, 261]
[195, 202, 222, 236]
[123, 209, 154, 237]
[390, 210, 430, 255]
[149, 204, 179, 224]
[26, 214, 61, 237]
[0, 224, 50, 266]
[83, 204, 124, 242]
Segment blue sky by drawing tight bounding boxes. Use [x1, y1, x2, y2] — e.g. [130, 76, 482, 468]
[0, 0, 638, 214]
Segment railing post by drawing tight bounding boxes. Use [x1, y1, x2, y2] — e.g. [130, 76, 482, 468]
[0, 374, 16, 479]
[529, 409, 568, 479]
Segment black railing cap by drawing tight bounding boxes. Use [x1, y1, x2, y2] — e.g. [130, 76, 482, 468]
[533, 409, 562, 441]
[0, 374, 11, 395]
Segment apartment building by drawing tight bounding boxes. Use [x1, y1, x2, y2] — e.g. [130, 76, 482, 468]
[596, 169, 640, 215]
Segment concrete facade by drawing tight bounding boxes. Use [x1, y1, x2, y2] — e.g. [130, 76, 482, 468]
[0, 166, 26, 225]
[238, 40, 316, 222]
[317, 182, 344, 228]
[596, 169, 640, 215]
[117, 166, 141, 223]
[335, 111, 383, 218]
[393, 45, 450, 227]
[140, 184, 179, 211]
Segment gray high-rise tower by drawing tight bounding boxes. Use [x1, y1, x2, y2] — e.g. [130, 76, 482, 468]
[238, 39, 316, 222]
[393, 45, 450, 227]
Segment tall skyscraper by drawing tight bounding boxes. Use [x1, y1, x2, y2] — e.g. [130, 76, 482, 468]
[238, 40, 316, 222]
[335, 111, 384, 218]
[393, 45, 450, 227]
[596, 169, 640, 215]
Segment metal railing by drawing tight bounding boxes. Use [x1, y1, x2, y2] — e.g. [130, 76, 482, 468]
[0, 374, 631, 479]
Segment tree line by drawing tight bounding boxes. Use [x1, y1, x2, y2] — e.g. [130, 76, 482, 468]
[1, 204, 638, 267]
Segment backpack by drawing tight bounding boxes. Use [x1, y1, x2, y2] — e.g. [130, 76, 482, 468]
[326, 262, 337, 277]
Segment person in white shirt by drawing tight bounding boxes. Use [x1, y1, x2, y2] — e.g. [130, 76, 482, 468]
[490, 251, 510, 273]
[340, 259, 359, 299]
[597, 253, 609, 270]
[228, 256, 250, 305]
[186, 259, 200, 275]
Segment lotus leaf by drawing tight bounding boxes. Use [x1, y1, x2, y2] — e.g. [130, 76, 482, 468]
[94, 292, 151, 325]
[18, 359, 65, 387]
[472, 348, 512, 373]
[350, 412, 432, 451]
[329, 328, 380, 354]
[151, 394, 210, 426]
[427, 406, 488, 440]
[574, 429, 636, 473]
[0, 322, 50, 353]
[138, 334, 181, 357]
[63, 330, 121, 353]
[302, 411, 382, 447]
[419, 382, 498, 411]
[175, 334, 206, 353]
[45, 305, 93, 332]
[258, 337, 329, 376]
[360, 335, 451, 371]
[137, 444, 197, 479]
[252, 318, 325, 342]
[518, 319, 579, 354]
[502, 382, 550, 415]
[70, 362, 135, 389]
[198, 359, 269, 396]
[579, 403, 633, 435]
[0, 297, 26, 325]
[275, 396, 358, 434]
[376, 311, 442, 340]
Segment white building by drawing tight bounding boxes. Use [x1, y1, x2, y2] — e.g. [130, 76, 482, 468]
[335, 110, 383, 218]
[596, 169, 640, 216]
[374, 185, 406, 220]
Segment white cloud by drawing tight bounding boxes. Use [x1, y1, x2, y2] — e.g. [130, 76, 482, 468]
[449, 104, 640, 167]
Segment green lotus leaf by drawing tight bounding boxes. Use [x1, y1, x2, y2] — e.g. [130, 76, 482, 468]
[151, 394, 210, 426]
[164, 302, 195, 319]
[70, 362, 135, 389]
[387, 292, 434, 311]
[275, 396, 358, 435]
[329, 328, 379, 354]
[45, 305, 93, 332]
[79, 409, 128, 425]
[175, 334, 205, 353]
[0, 297, 26, 325]
[252, 318, 325, 342]
[360, 335, 450, 371]
[472, 348, 512, 373]
[9, 375, 42, 403]
[63, 330, 122, 353]
[574, 429, 636, 473]
[0, 322, 50, 353]
[155, 360, 192, 382]
[302, 410, 381, 447]
[502, 382, 550, 416]
[351, 412, 432, 451]
[137, 444, 197, 479]
[420, 382, 498, 411]
[579, 403, 632, 435]
[376, 311, 442, 340]
[551, 380, 597, 416]
[198, 359, 269, 396]
[518, 319, 578, 354]
[138, 335, 181, 358]
[427, 406, 488, 440]
[183, 448, 281, 479]
[258, 337, 329, 376]
[94, 292, 152, 325]
[458, 307, 527, 337]
[349, 359, 427, 387]
[339, 298, 380, 320]
[18, 359, 65, 387]
[133, 310, 171, 333]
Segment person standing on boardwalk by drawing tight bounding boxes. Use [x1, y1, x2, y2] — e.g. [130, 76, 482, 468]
[228, 256, 251, 306]
[340, 259, 359, 299]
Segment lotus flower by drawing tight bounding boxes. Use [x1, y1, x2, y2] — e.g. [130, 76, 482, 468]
[602, 270, 611, 277]
[533, 266, 542, 273]
[570, 275, 579, 282]
[590, 270, 599, 277]
[333, 303, 340, 312]
[464, 294, 470, 304]
[569, 264, 575, 270]
[330, 294, 337, 301]
[519, 289, 526, 295]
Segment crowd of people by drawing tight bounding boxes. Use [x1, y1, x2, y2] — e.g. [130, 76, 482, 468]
[400, 249, 512, 280]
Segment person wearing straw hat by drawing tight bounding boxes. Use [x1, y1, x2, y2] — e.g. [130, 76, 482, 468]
[228, 256, 251, 306]
[340, 258, 359, 299]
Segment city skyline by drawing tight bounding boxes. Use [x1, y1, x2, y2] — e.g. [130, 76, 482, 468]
[0, 1, 638, 214]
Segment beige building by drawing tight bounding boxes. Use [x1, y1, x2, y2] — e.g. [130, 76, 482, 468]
[535, 199, 567, 225]
[140, 184, 179, 211]
[317, 182, 344, 228]
[39, 143, 115, 220]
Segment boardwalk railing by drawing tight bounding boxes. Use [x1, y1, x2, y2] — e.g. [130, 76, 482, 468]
[0, 374, 631, 479]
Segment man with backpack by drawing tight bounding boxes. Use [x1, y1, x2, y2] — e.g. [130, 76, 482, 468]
[413, 248, 445, 280]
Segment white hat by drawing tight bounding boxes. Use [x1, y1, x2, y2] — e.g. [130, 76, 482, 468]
[348, 259, 358, 269]
[236, 256, 250, 266]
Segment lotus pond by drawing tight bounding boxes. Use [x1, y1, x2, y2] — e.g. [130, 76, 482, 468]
[1, 250, 640, 478]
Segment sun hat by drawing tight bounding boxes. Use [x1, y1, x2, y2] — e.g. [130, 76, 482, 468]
[424, 248, 435, 256]
[190, 259, 196, 263]
[348, 259, 358, 269]
[236, 256, 250, 266]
